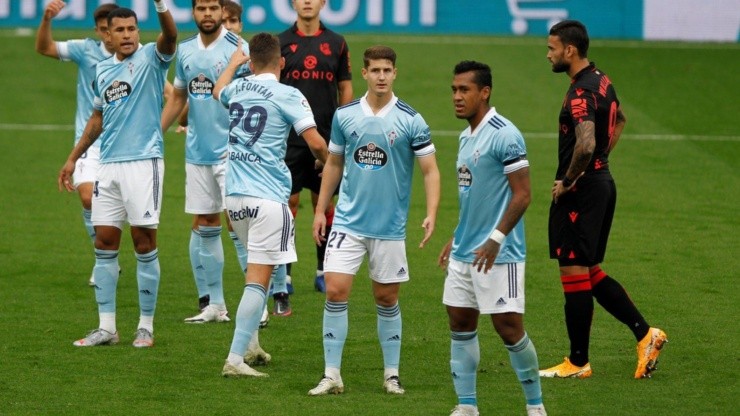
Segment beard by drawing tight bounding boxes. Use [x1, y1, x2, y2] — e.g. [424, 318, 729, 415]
[551, 61, 569, 73]
[197, 19, 222, 35]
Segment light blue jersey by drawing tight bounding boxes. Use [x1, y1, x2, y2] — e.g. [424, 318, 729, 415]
[330, 94, 435, 240]
[220, 73, 315, 204]
[93, 43, 174, 163]
[174, 28, 250, 165]
[451, 108, 529, 263]
[57, 38, 112, 146]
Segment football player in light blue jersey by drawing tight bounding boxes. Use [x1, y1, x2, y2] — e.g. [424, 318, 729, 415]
[438, 61, 546, 416]
[309, 46, 440, 396]
[36, 1, 118, 286]
[213, 32, 328, 378]
[160, 0, 251, 326]
[58, 1, 177, 349]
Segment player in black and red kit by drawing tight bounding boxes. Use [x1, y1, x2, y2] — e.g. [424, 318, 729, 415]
[275, 0, 353, 311]
[539, 20, 667, 381]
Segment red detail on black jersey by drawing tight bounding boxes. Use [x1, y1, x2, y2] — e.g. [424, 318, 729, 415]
[560, 124, 568, 135]
[570, 98, 588, 119]
[289, 44, 297, 53]
[599, 75, 611, 97]
[320, 42, 331, 56]
[568, 251, 576, 259]
[569, 211, 579, 223]
[304, 55, 317, 70]
[556, 248, 562, 256]
[575, 88, 584, 96]
[594, 159, 603, 170]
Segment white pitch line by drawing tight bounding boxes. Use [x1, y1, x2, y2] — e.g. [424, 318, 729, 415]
[431, 130, 740, 141]
[1, 124, 737, 142]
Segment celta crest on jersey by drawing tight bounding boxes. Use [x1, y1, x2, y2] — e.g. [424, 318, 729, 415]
[458, 164, 472, 192]
[104, 80, 132, 106]
[189, 73, 214, 100]
[354, 141, 387, 170]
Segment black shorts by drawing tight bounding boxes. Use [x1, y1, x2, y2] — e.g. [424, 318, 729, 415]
[548, 174, 617, 266]
[285, 144, 339, 196]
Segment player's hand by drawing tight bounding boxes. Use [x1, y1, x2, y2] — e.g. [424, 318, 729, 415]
[314, 158, 324, 174]
[312, 211, 327, 246]
[175, 125, 187, 134]
[230, 38, 250, 67]
[437, 238, 452, 269]
[58, 160, 76, 192]
[472, 239, 500, 274]
[552, 172, 583, 203]
[44, 0, 65, 20]
[419, 216, 435, 248]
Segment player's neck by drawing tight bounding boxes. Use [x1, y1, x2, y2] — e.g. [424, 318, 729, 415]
[366, 91, 393, 114]
[296, 18, 321, 36]
[200, 26, 222, 47]
[568, 58, 590, 78]
[468, 105, 491, 132]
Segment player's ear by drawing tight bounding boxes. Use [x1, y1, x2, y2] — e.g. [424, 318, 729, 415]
[279, 56, 285, 71]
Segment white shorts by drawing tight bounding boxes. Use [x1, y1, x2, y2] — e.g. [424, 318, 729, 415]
[226, 195, 296, 265]
[73, 145, 101, 187]
[323, 230, 410, 283]
[185, 162, 225, 214]
[91, 158, 164, 229]
[443, 259, 525, 314]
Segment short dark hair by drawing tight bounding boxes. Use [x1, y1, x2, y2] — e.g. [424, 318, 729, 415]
[93, 3, 118, 23]
[249, 32, 281, 69]
[192, 0, 225, 8]
[363, 45, 396, 68]
[222, 0, 242, 20]
[549, 20, 589, 58]
[453, 60, 492, 90]
[107, 7, 138, 27]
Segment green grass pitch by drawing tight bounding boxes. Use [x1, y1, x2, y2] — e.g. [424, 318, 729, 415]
[0, 29, 738, 415]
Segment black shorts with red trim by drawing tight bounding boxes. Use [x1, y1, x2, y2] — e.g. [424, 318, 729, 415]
[548, 173, 617, 267]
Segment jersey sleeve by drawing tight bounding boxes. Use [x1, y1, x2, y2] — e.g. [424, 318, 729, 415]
[57, 39, 85, 63]
[328, 111, 345, 155]
[149, 43, 175, 69]
[566, 88, 597, 126]
[173, 50, 186, 89]
[496, 127, 529, 174]
[218, 81, 235, 108]
[284, 90, 316, 135]
[410, 113, 435, 157]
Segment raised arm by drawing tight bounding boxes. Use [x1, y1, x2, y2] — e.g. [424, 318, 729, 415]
[417, 154, 440, 248]
[35, 0, 65, 58]
[213, 41, 249, 102]
[153, 0, 177, 56]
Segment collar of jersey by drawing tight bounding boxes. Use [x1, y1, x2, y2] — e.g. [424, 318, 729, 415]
[465, 107, 499, 137]
[252, 73, 278, 81]
[360, 92, 397, 118]
[197, 26, 228, 51]
[112, 43, 144, 64]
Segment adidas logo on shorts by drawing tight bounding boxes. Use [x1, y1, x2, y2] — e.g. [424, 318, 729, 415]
[496, 297, 507, 306]
[397, 267, 407, 277]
